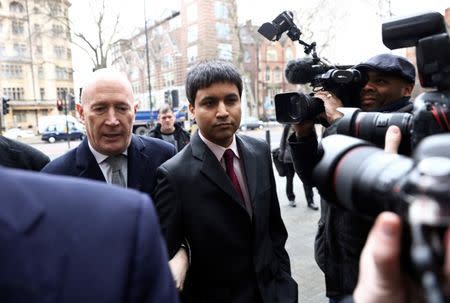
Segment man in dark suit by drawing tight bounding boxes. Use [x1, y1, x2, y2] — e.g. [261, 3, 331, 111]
[154, 60, 298, 303]
[42, 68, 176, 196]
[0, 135, 49, 170]
[0, 166, 179, 303]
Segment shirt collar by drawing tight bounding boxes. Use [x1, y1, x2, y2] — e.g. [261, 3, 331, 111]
[198, 131, 240, 162]
[88, 141, 128, 164]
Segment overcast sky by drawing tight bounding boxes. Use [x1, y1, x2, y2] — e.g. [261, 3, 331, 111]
[69, 0, 449, 89]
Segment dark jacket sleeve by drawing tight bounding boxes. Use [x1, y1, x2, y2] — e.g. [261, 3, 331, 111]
[128, 193, 179, 303]
[288, 131, 319, 186]
[0, 136, 50, 171]
[153, 165, 183, 259]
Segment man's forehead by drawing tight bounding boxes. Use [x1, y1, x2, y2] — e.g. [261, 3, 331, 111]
[367, 70, 403, 80]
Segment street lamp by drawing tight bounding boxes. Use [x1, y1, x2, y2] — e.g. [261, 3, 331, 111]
[143, 0, 154, 126]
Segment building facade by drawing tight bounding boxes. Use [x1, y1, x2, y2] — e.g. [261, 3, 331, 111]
[111, 0, 298, 120]
[0, 0, 74, 131]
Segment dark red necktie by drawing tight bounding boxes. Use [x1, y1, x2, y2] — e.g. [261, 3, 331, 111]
[223, 149, 245, 203]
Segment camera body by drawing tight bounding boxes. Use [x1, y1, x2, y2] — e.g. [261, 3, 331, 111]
[274, 66, 365, 123]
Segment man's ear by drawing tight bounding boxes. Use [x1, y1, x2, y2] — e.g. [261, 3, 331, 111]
[76, 103, 85, 124]
[402, 83, 414, 97]
[189, 104, 195, 119]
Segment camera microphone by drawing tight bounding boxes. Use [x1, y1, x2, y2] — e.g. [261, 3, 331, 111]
[284, 58, 331, 84]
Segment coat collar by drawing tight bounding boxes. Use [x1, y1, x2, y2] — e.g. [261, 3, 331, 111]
[191, 131, 258, 211]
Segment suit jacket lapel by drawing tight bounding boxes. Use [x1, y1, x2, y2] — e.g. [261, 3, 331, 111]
[127, 135, 147, 190]
[75, 139, 105, 181]
[236, 135, 258, 205]
[191, 132, 247, 210]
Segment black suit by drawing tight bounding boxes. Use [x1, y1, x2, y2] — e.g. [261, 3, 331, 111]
[0, 136, 49, 171]
[154, 132, 297, 303]
[0, 167, 179, 303]
[42, 135, 176, 195]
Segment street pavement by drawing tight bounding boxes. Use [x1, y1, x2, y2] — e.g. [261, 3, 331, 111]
[30, 124, 327, 302]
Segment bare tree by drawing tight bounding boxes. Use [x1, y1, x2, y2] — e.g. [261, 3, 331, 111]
[35, 0, 120, 70]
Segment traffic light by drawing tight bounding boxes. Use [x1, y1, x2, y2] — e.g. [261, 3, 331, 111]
[2, 96, 10, 115]
[171, 90, 179, 108]
[164, 90, 171, 103]
[56, 99, 64, 111]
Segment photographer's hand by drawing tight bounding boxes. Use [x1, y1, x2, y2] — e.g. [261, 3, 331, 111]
[384, 125, 401, 154]
[292, 121, 315, 139]
[315, 91, 344, 123]
[353, 212, 406, 303]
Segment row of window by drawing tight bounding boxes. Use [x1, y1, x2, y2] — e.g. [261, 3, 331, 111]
[0, 64, 72, 80]
[0, 19, 68, 38]
[187, 43, 233, 63]
[186, 1, 229, 23]
[0, 1, 67, 15]
[0, 43, 71, 59]
[3, 86, 73, 101]
[186, 22, 231, 44]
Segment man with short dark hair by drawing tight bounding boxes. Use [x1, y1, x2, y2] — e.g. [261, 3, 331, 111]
[289, 53, 416, 302]
[148, 104, 190, 152]
[154, 60, 297, 303]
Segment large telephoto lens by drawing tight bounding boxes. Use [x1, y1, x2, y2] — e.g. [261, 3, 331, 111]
[337, 108, 413, 155]
[313, 134, 413, 218]
[274, 92, 325, 123]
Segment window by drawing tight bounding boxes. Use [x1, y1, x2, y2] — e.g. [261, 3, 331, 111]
[0, 44, 5, 57]
[35, 45, 43, 56]
[285, 48, 294, 61]
[56, 87, 67, 99]
[3, 87, 25, 100]
[217, 43, 232, 61]
[214, 1, 229, 19]
[38, 66, 44, 79]
[13, 43, 27, 56]
[54, 46, 65, 58]
[9, 1, 24, 13]
[0, 21, 3, 33]
[265, 66, 271, 81]
[215, 23, 230, 40]
[266, 48, 277, 61]
[12, 20, 24, 35]
[162, 55, 174, 69]
[55, 67, 68, 80]
[187, 45, 197, 63]
[1, 64, 23, 78]
[40, 88, 45, 100]
[67, 48, 71, 59]
[187, 25, 197, 43]
[244, 50, 251, 63]
[33, 7, 39, 13]
[163, 72, 175, 87]
[186, 3, 197, 22]
[34, 24, 41, 34]
[52, 24, 64, 37]
[274, 66, 282, 83]
[15, 111, 27, 123]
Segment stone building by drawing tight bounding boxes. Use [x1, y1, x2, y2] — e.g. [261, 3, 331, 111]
[0, 0, 74, 131]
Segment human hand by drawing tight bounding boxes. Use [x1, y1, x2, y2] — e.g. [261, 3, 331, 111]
[291, 120, 315, 138]
[314, 91, 344, 123]
[353, 212, 406, 303]
[384, 125, 401, 154]
[168, 247, 189, 291]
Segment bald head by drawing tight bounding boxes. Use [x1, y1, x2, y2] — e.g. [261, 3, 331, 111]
[81, 69, 134, 106]
[77, 68, 137, 156]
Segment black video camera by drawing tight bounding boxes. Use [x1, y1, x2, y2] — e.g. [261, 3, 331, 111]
[258, 11, 366, 124]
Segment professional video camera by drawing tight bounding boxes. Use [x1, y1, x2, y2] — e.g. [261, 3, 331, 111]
[312, 11, 450, 302]
[258, 11, 366, 124]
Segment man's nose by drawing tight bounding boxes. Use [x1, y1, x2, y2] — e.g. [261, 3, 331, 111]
[216, 101, 229, 118]
[105, 108, 120, 125]
[362, 81, 375, 92]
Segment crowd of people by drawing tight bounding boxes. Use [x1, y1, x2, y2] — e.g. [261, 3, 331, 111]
[0, 53, 447, 303]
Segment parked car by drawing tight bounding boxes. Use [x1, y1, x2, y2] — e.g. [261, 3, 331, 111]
[41, 122, 85, 143]
[3, 128, 35, 140]
[239, 117, 264, 131]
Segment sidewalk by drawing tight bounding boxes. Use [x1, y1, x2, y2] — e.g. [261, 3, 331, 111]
[274, 167, 326, 302]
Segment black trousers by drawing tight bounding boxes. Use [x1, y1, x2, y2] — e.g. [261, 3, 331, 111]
[285, 163, 313, 204]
